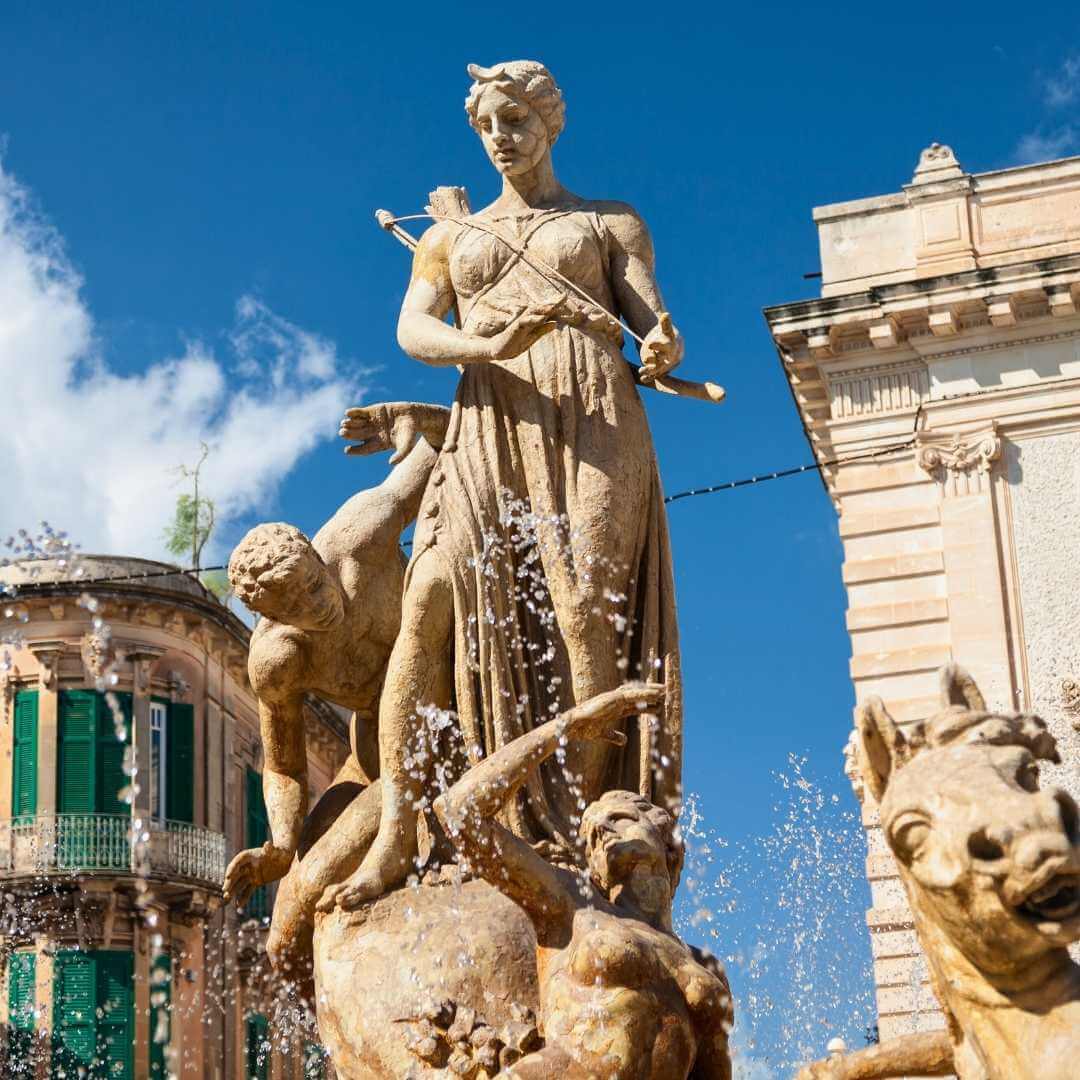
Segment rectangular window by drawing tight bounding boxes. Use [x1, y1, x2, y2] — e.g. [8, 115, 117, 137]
[303, 1040, 327, 1079]
[150, 701, 167, 823]
[245, 1013, 270, 1080]
[149, 953, 172, 1077]
[12, 690, 38, 822]
[57, 690, 133, 816]
[244, 767, 271, 921]
[52, 950, 134, 1080]
[166, 702, 195, 824]
[8, 949, 36, 1062]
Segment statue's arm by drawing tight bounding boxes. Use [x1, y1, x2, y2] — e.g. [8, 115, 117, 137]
[433, 719, 575, 932]
[794, 1031, 954, 1079]
[397, 222, 556, 366]
[434, 684, 664, 933]
[225, 644, 309, 907]
[601, 203, 685, 379]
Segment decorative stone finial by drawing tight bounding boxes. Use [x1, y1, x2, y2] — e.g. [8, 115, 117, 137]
[912, 142, 964, 184]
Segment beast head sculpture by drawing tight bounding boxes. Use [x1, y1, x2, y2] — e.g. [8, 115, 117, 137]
[848, 664, 1080, 1079]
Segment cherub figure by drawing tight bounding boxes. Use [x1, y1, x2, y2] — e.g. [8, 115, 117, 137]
[223, 401, 449, 965]
[433, 683, 733, 1079]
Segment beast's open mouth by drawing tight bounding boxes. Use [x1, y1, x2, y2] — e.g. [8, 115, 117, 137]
[1016, 875, 1080, 923]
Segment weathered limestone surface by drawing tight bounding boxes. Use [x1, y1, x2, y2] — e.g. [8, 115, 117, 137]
[765, 142, 1080, 1043]
[228, 60, 726, 1077]
[313, 879, 540, 1079]
[798, 665, 1080, 1079]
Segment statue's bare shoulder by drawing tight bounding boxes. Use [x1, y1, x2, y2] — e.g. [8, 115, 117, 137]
[248, 620, 308, 699]
[580, 199, 652, 251]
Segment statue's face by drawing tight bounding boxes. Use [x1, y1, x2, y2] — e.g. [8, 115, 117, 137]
[473, 85, 550, 177]
[585, 798, 671, 895]
[255, 547, 344, 631]
[883, 741, 1080, 972]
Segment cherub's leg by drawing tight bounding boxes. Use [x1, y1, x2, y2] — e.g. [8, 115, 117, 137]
[266, 779, 384, 1006]
[320, 551, 453, 910]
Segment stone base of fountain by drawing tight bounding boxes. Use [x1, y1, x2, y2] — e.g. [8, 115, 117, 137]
[313, 876, 540, 1078]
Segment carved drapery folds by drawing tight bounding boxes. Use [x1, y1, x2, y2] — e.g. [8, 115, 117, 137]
[916, 422, 1001, 496]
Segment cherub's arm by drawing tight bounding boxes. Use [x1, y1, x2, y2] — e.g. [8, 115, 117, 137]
[434, 684, 664, 937]
[225, 652, 308, 907]
[339, 402, 451, 534]
[794, 1032, 954, 1079]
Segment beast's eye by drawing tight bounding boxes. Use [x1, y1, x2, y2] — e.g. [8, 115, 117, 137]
[1016, 760, 1040, 793]
[891, 816, 930, 861]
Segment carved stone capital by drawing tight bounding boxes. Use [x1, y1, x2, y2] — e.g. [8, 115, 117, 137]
[124, 644, 167, 693]
[917, 424, 1001, 496]
[0, 675, 14, 723]
[28, 640, 67, 691]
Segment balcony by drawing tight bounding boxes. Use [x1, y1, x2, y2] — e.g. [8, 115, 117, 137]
[0, 814, 226, 891]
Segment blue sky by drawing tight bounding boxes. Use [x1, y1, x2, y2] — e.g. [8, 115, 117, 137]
[2, 2, 1077, 1066]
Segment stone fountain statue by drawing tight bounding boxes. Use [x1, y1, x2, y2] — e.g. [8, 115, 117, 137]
[226, 60, 733, 1077]
[797, 665, 1080, 1080]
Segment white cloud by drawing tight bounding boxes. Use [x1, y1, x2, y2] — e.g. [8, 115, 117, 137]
[1014, 54, 1080, 164]
[0, 160, 362, 563]
[1045, 54, 1080, 108]
[1014, 126, 1079, 165]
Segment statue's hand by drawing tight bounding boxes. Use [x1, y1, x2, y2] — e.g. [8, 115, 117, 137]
[223, 843, 292, 909]
[560, 682, 665, 746]
[340, 403, 450, 464]
[637, 312, 684, 382]
[486, 305, 559, 361]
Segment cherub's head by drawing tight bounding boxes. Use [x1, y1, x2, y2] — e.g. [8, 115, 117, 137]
[464, 61, 564, 178]
[228, 523, 344, 630]
[581, 790, 683, 906]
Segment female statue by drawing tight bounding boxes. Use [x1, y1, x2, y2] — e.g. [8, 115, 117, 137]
[322, 60, 685, 909]
[433, 682, 733, 1078]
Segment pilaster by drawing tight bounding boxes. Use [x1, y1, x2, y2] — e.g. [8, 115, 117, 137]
[126, 646, 166, 820]
[916, 423, 1015, 710]
[29, 642, 66, 815]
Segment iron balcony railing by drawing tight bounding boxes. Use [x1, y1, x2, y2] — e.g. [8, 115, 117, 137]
[0, 814, 226, 889]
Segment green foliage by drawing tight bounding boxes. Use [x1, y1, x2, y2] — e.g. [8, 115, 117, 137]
[163, 492, 216, 566]
[199, 568, 233, 602]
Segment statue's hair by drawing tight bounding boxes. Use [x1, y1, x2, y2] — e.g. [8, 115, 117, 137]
[464, 61, 566, 145]
[581, 789, 684, 892]
[228, 523, 315, 608]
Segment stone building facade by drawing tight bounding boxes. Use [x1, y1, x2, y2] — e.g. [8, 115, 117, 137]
[765, 146, 1080, 1043]
[0, 556, 349, 1077]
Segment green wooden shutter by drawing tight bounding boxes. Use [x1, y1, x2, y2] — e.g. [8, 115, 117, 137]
[8, 950, 36, 1030]
[52, 951, 96, 1073]
[12, 690, 38, 821]
[97, 692, 133, 816]
[8, 949, 35, 1066]
[166, 703, 195, 823]
[303, 1041, 326, 1079]
[149, 953, 171, 1077]
[245, 1013, 270, 1080]
[244, 768, 270, 920]
[95, 951, 134, 1080]
[58, 691, 98, 814]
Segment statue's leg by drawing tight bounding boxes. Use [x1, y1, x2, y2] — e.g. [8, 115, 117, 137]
[319, 550, 453, 910]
